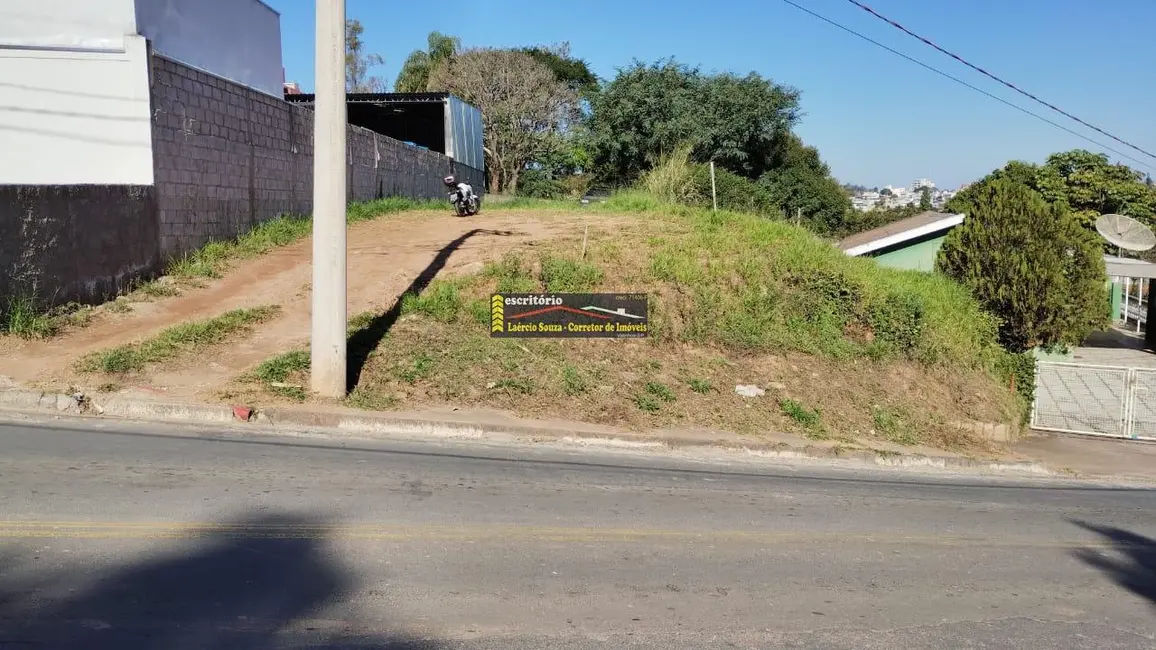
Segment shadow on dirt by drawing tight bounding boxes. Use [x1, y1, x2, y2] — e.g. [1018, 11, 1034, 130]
[1070, 519, 1156, 606]
[0, 511, 441, 649]
[345, 228, 517, 392]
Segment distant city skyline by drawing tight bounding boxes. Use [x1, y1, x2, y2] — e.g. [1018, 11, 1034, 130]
[266, 0, 1156, 189]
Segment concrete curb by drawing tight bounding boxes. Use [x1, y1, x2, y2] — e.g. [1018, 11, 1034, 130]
[0, 388, 1053, 476]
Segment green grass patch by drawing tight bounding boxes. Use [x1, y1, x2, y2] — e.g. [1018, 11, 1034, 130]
[1, 295, 60, 339]
[634, 393, 661, 413]
[645, 381, 677, 402]
[400, 280, 465, 323]
[134, 280, 182, 299]
[493, 377, 535, 395]
[397, 353, 437, 383]
[688, 378, 713, 394]
[871, 405, 917, 446]
[539, 254, 604, 292]
[252, 349, 310, 384]
[484, 253, 539, 293]
[779, 398, 825, 438]
[77, 305, 280, 374]
[0, 295, 94, 340]
[561, 364, 589, 396]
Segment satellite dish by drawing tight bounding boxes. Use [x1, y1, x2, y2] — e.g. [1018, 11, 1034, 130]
[1095, 213, 1156, 253]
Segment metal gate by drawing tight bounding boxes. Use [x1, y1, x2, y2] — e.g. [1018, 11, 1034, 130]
[1032, 362, 1156, 440]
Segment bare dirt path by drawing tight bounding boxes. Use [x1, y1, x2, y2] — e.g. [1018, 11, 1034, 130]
[0, 209, 592, 399]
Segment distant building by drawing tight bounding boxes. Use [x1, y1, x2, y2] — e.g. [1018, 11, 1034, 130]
[911, 178, 935, 191]
[283, 81, 302, 95]
[284, 92, 485, 176]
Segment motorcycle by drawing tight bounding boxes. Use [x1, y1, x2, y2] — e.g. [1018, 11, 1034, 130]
[450, 188, 481, 217]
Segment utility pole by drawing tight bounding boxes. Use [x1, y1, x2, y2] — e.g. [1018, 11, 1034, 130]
[709, 161, 718, 212]
[311, 0, 348, 397]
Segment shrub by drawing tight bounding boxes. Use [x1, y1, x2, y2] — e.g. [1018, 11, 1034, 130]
[641, 145, 705, 206]
[517, 168, 566, 199]
[688, 164, 779, 217]
[937, 178, 1108, 352]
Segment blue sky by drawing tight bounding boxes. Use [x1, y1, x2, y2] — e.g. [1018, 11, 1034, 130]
[266, 0, 1156, 189]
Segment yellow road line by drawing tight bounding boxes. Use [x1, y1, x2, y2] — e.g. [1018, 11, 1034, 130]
[0, 520, 1127, 549]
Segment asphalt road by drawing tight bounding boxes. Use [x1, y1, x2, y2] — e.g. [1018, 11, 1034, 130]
[1, 416, 1155, 649]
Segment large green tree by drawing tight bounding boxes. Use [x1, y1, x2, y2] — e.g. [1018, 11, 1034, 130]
[947, 150, 1156, 230]
[937, 178, 1108, 352]
[586, 59, 801, 184]
[759, 131, 851, 234]
[520, 43, 599, 100]
[395, 32, 460, 92]
[345, 19, 386, 93]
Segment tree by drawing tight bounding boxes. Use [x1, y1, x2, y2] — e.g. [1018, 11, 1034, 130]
[395, 32, 460, 93]
[948, 150, 1156, 229]
[428, 49, 579, 194]
[936, 178, 1108, 352]
[758, 131, 850, 234]
[520, 44, 599, 99]
[345, 19, 386, 92]
[919, 186, 932, 211]
[586, 59, 801, 184]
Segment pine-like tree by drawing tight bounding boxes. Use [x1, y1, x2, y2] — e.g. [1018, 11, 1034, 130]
[936, 178, 1108, 352]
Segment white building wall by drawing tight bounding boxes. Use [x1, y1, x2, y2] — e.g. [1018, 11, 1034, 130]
[0, 0, 154, 185]
[0, 0, 137, 50]
[134, 0, 284, 97]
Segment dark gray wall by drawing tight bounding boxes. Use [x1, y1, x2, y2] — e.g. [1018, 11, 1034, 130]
[149, 55, 484, 259]
[0, 185, 160, 307]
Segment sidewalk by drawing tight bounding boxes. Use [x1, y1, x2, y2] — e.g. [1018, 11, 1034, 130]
[8, 378, 1156, 483]
[1013, 431, 1156, 483]
[0, 383, 1050, 476]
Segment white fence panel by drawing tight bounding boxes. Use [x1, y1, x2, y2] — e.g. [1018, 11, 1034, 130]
[1130, 368, 1156, 440]
[1032, 362, 1130, 437]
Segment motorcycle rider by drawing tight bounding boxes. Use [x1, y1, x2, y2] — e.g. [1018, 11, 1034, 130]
[443, 175, 477, 213]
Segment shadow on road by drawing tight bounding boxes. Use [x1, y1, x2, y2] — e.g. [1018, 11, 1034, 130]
[0, 511, 441, 649]
[1070, 519, 1156, 605]
[346, 228, 517, 392]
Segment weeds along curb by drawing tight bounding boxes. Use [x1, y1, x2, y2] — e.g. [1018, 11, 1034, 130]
[0, 388, 1053, 477]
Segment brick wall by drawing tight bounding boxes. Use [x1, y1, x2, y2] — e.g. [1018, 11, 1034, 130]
[0, 185, 159, 307]
[150, 55, 484, 259]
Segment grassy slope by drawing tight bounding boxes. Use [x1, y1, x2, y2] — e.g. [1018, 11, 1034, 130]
[240, 193, 1023, 452]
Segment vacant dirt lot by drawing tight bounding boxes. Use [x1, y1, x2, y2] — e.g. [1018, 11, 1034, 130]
[0, 209, 594, 400]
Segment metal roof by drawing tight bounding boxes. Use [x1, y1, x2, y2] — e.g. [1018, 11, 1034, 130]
[839, 211, 965, 257]
[284, 92, 452, 104]
[1104, 255, 1156, 280]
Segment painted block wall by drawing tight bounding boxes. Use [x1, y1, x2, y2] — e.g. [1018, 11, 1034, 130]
[868, 235, 948, 272]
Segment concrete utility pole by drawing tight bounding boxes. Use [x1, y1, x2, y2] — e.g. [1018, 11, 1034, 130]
[310, 0, 348, 397]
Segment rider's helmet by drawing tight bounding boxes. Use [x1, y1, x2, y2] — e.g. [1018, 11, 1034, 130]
[443, 175, 456, 187]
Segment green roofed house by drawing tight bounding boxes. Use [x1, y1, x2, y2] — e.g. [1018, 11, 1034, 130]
[838, 211, 965, 272]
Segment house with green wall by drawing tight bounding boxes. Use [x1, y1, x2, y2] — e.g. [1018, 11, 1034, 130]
[837, 211, 965, 272]
[838, 211, 1154, 348]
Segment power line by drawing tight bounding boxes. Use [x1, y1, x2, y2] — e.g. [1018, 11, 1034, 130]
[844, 0, 1156, 164]
[774, 0, 1155, 173]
